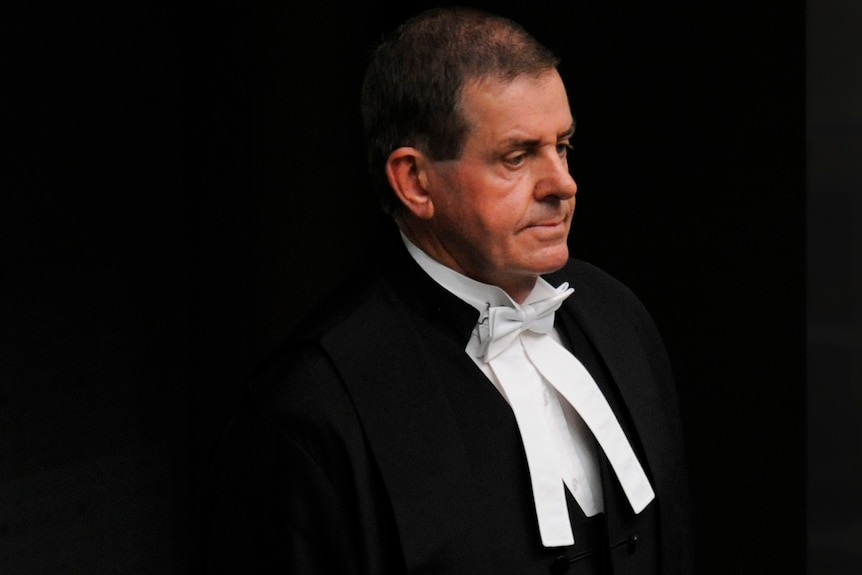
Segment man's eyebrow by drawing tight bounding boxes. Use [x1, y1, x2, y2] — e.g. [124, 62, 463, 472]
[500, 136, 541, 149]
[499, 123, 577, 149]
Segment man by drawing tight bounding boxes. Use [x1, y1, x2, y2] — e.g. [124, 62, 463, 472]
[203, 7, 693, 574]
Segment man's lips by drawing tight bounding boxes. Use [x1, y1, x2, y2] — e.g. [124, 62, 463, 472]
[520, 218, 569, 241]
[531, 219, 565, 227]
[525, 215, 568, 229]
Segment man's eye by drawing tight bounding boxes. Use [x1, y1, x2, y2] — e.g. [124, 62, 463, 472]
[505, 153, 526, 167]
[557, 143, 573, 157]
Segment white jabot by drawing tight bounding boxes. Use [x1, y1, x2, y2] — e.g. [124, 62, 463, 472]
[401, 233, 654, 547]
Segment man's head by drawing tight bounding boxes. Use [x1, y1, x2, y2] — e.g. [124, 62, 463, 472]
[362, 8, 577, 302]
[361, 7, 560, 216]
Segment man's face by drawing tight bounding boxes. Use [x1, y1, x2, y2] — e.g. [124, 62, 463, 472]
[422, 70, 577, 300]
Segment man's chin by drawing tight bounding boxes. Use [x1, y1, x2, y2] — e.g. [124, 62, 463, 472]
[533, 245, 570, 274]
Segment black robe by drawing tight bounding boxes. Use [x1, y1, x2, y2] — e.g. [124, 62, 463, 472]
[200, 234, 694, 574]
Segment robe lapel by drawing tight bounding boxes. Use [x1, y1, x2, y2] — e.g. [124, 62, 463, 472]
[547, 263, 682, 572]
[547, 266, 675, 485]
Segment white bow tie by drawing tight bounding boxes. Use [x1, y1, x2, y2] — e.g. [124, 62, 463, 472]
[477, 283, 574, 362]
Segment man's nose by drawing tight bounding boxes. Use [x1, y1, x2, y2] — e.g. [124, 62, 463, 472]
[535, 152, 577, 200]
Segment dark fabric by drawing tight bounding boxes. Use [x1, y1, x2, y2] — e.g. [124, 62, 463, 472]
[200, 229, 694, 574]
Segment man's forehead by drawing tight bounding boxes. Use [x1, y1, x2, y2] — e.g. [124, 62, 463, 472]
[460, 72, 573, 139]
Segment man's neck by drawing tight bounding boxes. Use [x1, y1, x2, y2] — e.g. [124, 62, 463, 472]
[397, 220, 538, 303]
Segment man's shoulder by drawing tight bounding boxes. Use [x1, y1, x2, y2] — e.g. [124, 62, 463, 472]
[293, 269, 391, 341]
[249, 265, 410, 397]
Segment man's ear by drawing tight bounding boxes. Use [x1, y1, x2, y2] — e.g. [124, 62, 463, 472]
[385, 147, 434, 220]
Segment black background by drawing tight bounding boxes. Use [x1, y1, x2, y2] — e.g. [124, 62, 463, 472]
[3, 1, 850, 573]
